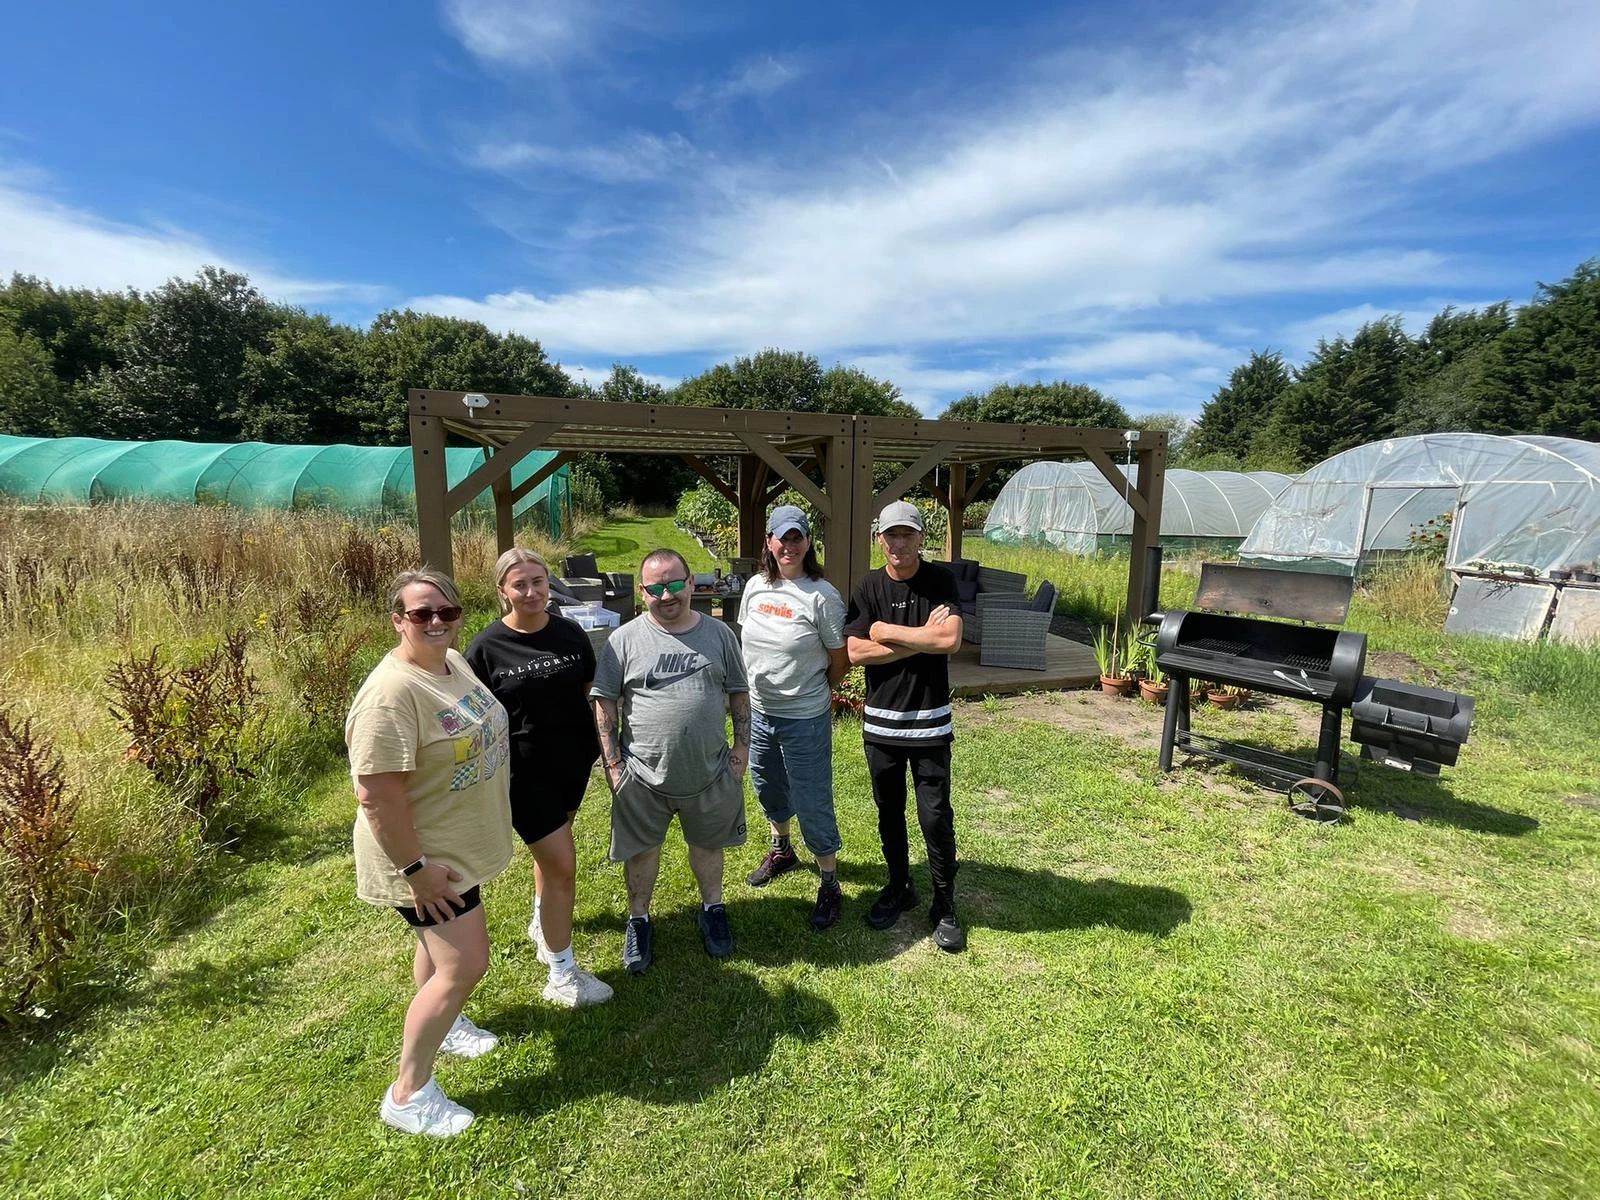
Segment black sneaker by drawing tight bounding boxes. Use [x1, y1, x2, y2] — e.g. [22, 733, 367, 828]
[932, 914, 967, 953]
[746, 845, 801, 887]
[865, 882, 920, 930]
[809, 882, 843, 930]
[697, 904, 735, 958]
[622, 915, 653, 975]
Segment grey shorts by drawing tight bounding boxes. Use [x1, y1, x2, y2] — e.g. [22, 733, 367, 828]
[608, 762, 748, 862]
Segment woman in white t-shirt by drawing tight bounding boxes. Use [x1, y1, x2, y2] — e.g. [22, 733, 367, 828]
[345, 567, 513, 1138]
[737, 505, 850, 929]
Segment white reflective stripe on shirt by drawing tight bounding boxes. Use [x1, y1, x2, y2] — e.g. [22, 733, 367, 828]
[864, 703, 952, 722]
[863, 719, 954, 739]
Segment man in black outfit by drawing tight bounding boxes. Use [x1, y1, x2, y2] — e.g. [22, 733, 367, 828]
[844, 500, 966, 952]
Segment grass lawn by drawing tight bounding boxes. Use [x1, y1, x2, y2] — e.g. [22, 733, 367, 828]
[576, 512, 720, 577]
[3, 649, 1598, 1196]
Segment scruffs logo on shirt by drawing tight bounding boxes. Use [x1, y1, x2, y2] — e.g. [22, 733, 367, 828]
[756, 600, 795, 620]
[644, 651, 712, 690]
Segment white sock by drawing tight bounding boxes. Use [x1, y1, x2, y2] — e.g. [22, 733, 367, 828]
[547, 946, 576, 976]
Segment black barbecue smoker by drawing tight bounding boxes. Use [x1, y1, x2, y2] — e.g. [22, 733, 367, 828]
[1146, 561, 1474, 820]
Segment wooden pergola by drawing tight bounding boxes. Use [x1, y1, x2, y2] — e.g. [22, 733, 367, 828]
[409, 389, 1167, 616]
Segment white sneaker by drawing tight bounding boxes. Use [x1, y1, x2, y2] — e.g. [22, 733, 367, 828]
[528, 914, 552, 965]
[379, 1077, 474, 1137]
[542, 967, 614, 1008]
[438, 1012, 498, 1059]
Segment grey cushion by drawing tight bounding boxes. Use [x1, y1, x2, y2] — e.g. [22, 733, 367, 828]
[950, 558, 980, 582]
[1030, 580, 1058, 613]
[957, 579, 979, 603]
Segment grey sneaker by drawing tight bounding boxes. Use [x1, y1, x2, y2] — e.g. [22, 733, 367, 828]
[380, 1077, 474, 1137]
[543, 967, 614, 1008]
[622, 915, 653, 975]
[697, 904, 735, 958]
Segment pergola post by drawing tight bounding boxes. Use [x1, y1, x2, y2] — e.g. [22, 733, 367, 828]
[820, 435, 855, 597]
[850, 433, 877, 589]
[736, 454, 766, 560]
[1125, 437, 1168, 619]
[491, 466, 514, 555]
[947, 464, 967, 561]
[411, 407, 452, 574]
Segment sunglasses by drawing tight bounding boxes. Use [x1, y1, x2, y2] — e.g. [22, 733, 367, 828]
[399, 605, 464, 624]
[643, 579, 690, 598]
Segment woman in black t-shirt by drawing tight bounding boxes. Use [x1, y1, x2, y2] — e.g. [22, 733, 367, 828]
[465, 549, 611, 1008]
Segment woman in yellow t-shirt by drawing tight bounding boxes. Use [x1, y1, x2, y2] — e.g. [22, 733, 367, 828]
[345, 567, 514, 1138]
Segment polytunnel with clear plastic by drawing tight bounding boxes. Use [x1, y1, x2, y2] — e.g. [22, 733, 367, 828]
[1237, 433, 1600, 576]
[983, 461, 1295, 555]
[0, 435, 570, 536]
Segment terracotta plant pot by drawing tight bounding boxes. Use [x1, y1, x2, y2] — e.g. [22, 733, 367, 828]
[1138, 680, 1169, 704]
[1099, 675, 1134, 697]
[1207, 690, 1242, 710]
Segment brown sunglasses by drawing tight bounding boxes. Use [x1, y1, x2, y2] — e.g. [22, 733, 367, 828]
[399, 605, 464, 624]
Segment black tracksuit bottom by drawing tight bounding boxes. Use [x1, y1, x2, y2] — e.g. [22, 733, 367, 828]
[864, 741, 957, 914]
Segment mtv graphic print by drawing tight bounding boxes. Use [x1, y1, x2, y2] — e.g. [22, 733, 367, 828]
[436, 684, 509, 791]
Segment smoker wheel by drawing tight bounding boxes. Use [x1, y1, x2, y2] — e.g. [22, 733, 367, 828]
[1287, 778, 1346, 824]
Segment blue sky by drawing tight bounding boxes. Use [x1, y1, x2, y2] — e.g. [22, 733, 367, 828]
[3, 0, 1598, 416]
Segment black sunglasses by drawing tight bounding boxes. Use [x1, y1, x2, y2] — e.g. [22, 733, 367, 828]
[399, 605, 464, 624]
[643, 579, 690, 598]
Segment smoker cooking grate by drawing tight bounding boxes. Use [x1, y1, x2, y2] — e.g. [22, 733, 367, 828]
[1188, 636, 1251, 657]
[1183, 637, 1331, 674]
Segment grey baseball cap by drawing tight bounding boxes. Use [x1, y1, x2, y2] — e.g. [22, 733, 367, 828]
[767, 504, 810, 538]
[876, 499, 924, 533]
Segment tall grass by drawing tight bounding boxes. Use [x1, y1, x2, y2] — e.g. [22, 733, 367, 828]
[0, 501, 585, 1023]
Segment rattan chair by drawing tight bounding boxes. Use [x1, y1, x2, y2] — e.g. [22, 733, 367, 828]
[978, 580, 1058, 670]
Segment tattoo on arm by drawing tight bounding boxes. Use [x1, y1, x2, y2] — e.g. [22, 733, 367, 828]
[728, 691, 751, 748]
[593, 697, 622, 765]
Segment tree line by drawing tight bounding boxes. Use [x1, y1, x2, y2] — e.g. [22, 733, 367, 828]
[3, 258, 1594, 506]
[1182, 259, 1600, 470]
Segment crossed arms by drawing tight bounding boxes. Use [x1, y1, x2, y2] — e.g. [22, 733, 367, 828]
[846, 605, 963, 666]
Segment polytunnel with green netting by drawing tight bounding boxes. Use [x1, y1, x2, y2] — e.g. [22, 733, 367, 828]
[983, 461, 1295, 556]
[0, 435, 569, 536]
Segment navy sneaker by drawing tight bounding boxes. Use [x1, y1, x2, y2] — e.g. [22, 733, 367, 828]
[697, 904, 735, 958]
[622, 915, 653, 975]
[865, 882, 920, 930]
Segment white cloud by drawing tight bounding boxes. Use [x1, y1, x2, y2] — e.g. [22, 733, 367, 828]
[439, 0, 651, 67]
[0, 172, 381, 305]
[677, 54, 806, 110]
[1020, 333, 1237, 376]
[467, 131, 695, 183]
[419, 0, 1600, 396]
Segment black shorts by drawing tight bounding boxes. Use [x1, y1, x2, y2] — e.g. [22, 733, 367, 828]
[395, 885, 482, 928]
[510, 759, 597, 845]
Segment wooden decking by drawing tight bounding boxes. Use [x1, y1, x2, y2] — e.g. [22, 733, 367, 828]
[948, 634, 1099, 698]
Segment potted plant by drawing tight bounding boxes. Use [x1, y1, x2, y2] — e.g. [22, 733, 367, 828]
[1093, 622, 1134, 696]
[1137, 654, 1168, 704]
[1208, 683, 1251, 709]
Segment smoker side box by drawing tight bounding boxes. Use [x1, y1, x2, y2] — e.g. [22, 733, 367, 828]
[1349, 676, 1475, 774]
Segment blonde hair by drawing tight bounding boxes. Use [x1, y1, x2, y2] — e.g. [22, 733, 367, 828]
[492, 547, 551, 614]
[388, 567, 462, 614]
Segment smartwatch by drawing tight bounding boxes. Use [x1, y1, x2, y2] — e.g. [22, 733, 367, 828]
[401, 855, 429, 877]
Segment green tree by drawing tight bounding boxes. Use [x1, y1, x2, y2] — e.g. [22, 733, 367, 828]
[0, 274, 143, 390]
[1184, 351, 1292, 462]
[1473, 261, 1600, 440]
[0, 326, 63, 436]
[355, 310, 574, 444]
[1253, 317, 1411, 467]
[578, 364, 692, 509]
[939, 380, 1131, 428]
[1392, 303, 1511, 435]
[236, 310, 366, 443]
[86, 267, 274, 440]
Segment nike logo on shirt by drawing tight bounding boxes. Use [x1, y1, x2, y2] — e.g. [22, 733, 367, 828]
[644, 651, 713, 690]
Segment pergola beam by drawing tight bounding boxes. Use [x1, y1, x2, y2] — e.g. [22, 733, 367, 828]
[682, 455, 739, 507]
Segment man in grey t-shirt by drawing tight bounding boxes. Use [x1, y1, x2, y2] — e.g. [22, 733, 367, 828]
[591, 548, 751, 974]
